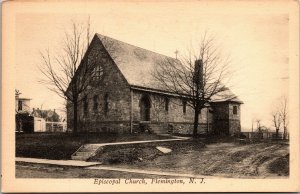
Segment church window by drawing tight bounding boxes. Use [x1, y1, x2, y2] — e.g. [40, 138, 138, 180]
[233, 105, 238, 115]
[104, 93, 109, 115]
[92, 64, 104, 81]
[182, 100, 187, 114]
[83, 96, 88, 114]
[165, 97, 169, 112]
[93, 95, 98, 111]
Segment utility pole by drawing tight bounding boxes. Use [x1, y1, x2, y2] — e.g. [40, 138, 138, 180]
[174, 49, 179, 59]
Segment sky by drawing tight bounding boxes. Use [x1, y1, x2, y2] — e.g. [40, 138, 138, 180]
[15, 1, 290, 130]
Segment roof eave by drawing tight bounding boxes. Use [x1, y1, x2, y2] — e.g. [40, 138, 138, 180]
[211, 99, 244, 104]
[131, 85, 243, 103]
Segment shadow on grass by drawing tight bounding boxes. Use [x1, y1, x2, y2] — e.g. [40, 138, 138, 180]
[15, 132, 175, 160]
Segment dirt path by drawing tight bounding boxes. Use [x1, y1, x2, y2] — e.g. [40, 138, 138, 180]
[16, 142, 289, 179]
[98, 142, 289, 178]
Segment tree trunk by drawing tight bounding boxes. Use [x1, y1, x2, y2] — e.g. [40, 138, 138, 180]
[283, 126, 287, 140]
[193, 106, 201, 137]
[73, 100, 78, 134]
[275, 128, 279, 139]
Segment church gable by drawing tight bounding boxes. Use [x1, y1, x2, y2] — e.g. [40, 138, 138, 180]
[82, 36, 131, 114]
[85, 35, 130, 88]
[66, 35, 132, 132]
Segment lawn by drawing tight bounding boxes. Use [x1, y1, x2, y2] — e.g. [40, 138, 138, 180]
[16, 132, 174, 160]
[89, 139, 205, 164]
[16, 132, 289, 178]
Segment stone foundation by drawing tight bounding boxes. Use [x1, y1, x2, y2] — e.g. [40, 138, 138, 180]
[171, 123, 212, 135]
[132, 121, 212, 135]
[229, 120, 241, 134]
[77, 121, 131, 134]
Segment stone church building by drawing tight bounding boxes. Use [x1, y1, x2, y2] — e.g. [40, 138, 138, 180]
[66, 34, 243, 135]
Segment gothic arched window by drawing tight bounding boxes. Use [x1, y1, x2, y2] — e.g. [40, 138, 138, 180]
[83, 95, 88, 114]
[104, 93, 109, 115]
[165, 97, 169, 112]
[182, 100, 187, 114]
[93, 95, 98, 111]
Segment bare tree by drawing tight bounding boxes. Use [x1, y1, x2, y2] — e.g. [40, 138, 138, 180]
[279, 96, 288, 139]
[39, 18, 93, 134]
[153, 32, 234, 137]
[271, 111, 282, 138]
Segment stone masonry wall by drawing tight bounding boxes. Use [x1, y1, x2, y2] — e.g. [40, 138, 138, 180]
[131, 90, 213, 134]
[228, 103, 241, 134]
[211, 102, 241, 135]
[67, 36, 131, 133]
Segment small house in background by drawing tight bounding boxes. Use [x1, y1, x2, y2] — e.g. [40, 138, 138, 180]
[34, 117, 46, 132]
[31, 108, 67, 132]
[15, 96, 31, 113]
[31, 108, 60, 122]
[15, 92, 34, 133]
[15, 91, 67, 133]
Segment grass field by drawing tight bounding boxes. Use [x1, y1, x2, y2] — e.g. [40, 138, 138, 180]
[16, 162, 171, 178]
[16, 133, 289, 178]
[16, 132, 174, 160]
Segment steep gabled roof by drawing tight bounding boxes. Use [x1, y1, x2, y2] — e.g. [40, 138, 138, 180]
[96, 33, 242, 103]
[210, 88, 243, 103]
[97, 33, 179, 90]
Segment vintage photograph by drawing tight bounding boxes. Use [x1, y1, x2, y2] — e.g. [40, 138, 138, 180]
[2, 0, 299, 192]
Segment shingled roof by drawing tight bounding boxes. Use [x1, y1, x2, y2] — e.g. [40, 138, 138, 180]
[97, 34, 179, 89]
[96, 33, 242, 103]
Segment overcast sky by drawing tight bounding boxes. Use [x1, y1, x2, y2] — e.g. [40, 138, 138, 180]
[15, 1, 290, 130]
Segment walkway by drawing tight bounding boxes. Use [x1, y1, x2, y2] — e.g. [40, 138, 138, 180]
[16, 157, 212, 179]
[16, 157, 102, 167]
[86, 136, 190, 146]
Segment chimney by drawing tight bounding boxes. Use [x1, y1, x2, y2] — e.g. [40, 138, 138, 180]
[194, 59, 203, 89]
[15, 90, 21, 99]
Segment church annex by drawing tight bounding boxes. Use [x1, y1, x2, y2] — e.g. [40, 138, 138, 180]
[66, 34, 243, 135]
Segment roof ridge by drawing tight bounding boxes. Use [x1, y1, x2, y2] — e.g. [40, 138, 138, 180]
[96, 33, 179, 61]
[94, 33, 241, 104]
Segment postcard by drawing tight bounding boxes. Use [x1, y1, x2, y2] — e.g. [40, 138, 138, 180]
[2, 0, 299, 192]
